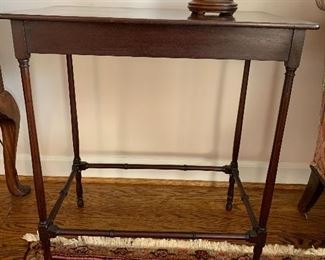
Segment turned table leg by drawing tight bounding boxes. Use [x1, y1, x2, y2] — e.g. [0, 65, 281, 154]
[18, 58, 51, 259]
[253, 66, 297, 260]
[0, 67, 31, 196]
[66, 55, 84, 208]
[227, 60, 251, 211]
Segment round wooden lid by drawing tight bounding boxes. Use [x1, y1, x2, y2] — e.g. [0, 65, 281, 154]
[188, 0, 238, 16]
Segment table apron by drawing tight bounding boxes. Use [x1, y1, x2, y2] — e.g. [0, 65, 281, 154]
[22, 21, 293, 61]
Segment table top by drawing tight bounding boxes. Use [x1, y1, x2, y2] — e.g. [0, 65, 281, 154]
[0, 6, 319, 30]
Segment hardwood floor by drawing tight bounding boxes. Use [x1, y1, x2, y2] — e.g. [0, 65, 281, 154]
[0, 176, 324, 259]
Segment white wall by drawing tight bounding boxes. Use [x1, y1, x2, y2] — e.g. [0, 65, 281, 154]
[0, 0, 324, 183]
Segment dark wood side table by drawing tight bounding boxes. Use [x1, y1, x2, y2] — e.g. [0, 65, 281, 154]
[0, 66, 31, 196]
[0, 7, 319, 259]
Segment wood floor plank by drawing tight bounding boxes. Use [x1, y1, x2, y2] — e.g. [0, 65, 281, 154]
[0, 177, 324, 259]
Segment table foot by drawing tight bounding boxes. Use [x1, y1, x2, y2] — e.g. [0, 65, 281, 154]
[39, 222, 52, 260]
[253, 244, 263, 260]
[77, 197, 84, 208]
[8, 181, 31, 197]
[225, 201, 233, 211]
[76, 170, 84, 208]
[226, 175, 235, 211]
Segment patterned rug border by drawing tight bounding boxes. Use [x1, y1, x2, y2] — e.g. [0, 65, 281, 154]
[23, 233, 325, 257]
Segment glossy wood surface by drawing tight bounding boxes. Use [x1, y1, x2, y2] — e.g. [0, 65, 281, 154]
[0, 6, 319, 29]
[0, 67, 31, 196]
[0, 177, 324, 259]
[22, 22, 294, 62]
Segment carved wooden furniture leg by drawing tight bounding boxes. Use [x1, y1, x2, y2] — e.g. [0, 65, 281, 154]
[298, 165, 324, 215]
[253, 29, 305, 259]
[0, 67, 31, 196]
[66, 55, 84, 208]
[254, 66, 297, 260]
[296, 0, 325, 218]
[18, 58, 51, 259]
[226, 60, 251, 211]
[298, 88, 324, 215]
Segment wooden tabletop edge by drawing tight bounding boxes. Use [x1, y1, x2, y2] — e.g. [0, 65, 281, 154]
[0, 12, 319, 30]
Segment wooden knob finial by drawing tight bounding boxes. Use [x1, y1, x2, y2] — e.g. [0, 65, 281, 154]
[188, 0, 238, 16]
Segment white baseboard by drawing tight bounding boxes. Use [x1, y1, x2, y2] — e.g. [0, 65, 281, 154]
[0, 154, 311, 184]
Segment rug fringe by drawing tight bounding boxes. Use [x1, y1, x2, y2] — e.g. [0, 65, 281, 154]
[22, 233, 325, 257]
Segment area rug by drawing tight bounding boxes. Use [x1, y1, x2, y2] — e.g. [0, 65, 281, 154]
[23, 234, 325, 260]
